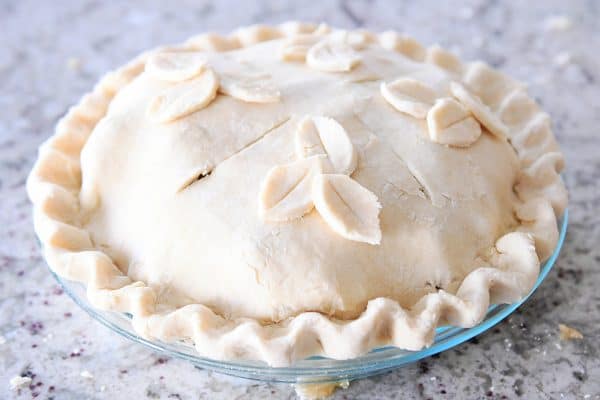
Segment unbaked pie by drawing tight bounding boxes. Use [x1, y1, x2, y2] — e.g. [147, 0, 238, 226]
[28, 22, 567, 366]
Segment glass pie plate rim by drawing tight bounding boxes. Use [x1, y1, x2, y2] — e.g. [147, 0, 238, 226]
[50, 210, 568, 384]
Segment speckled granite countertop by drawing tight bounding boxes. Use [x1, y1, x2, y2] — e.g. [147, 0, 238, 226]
[1, 1, 599, 399]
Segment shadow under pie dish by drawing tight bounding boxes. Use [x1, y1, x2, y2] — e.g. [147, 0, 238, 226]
[28, 22, 568, 367]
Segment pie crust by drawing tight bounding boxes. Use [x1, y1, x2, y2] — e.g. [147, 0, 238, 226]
[27, 22, 567, 366]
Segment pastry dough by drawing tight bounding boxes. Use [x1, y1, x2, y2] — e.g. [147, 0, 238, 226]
[27, 23, 567, 366]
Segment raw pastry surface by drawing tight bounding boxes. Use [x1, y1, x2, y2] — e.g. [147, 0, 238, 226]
[28, 23, 567, 366]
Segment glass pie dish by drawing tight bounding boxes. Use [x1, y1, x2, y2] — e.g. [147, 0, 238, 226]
[50, 211, 568, 385]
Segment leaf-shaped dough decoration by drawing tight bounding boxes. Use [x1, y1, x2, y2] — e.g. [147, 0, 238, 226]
[306, 40, 361, 72]
[147, 68, 219, 123]
[219, 74, 281, 103]
[328, 30, 372, 50]
[145, 52, 207, 82]
[380, 78, 437, 119]
[450, 82, 508, 140]
[426, 98, 482, 147]
[295, 116, 357, 175]
[259, 156, 325, 222]
[280, 34, 321, 62]
[312, 174, 382, 245]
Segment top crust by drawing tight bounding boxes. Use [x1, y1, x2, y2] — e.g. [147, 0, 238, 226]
[27, 23, 567, 367]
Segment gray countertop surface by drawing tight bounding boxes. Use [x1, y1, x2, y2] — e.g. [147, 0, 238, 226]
[1, 1, 599, 399]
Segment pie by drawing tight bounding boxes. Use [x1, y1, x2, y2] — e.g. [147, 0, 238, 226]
[28, 22, 567, 366]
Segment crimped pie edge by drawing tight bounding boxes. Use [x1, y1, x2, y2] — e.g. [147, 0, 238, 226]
[26, 22, 567, 367]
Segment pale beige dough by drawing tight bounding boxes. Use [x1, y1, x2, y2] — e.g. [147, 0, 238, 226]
[80, 38, 520, 320]
[27, 24, 566, 365]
